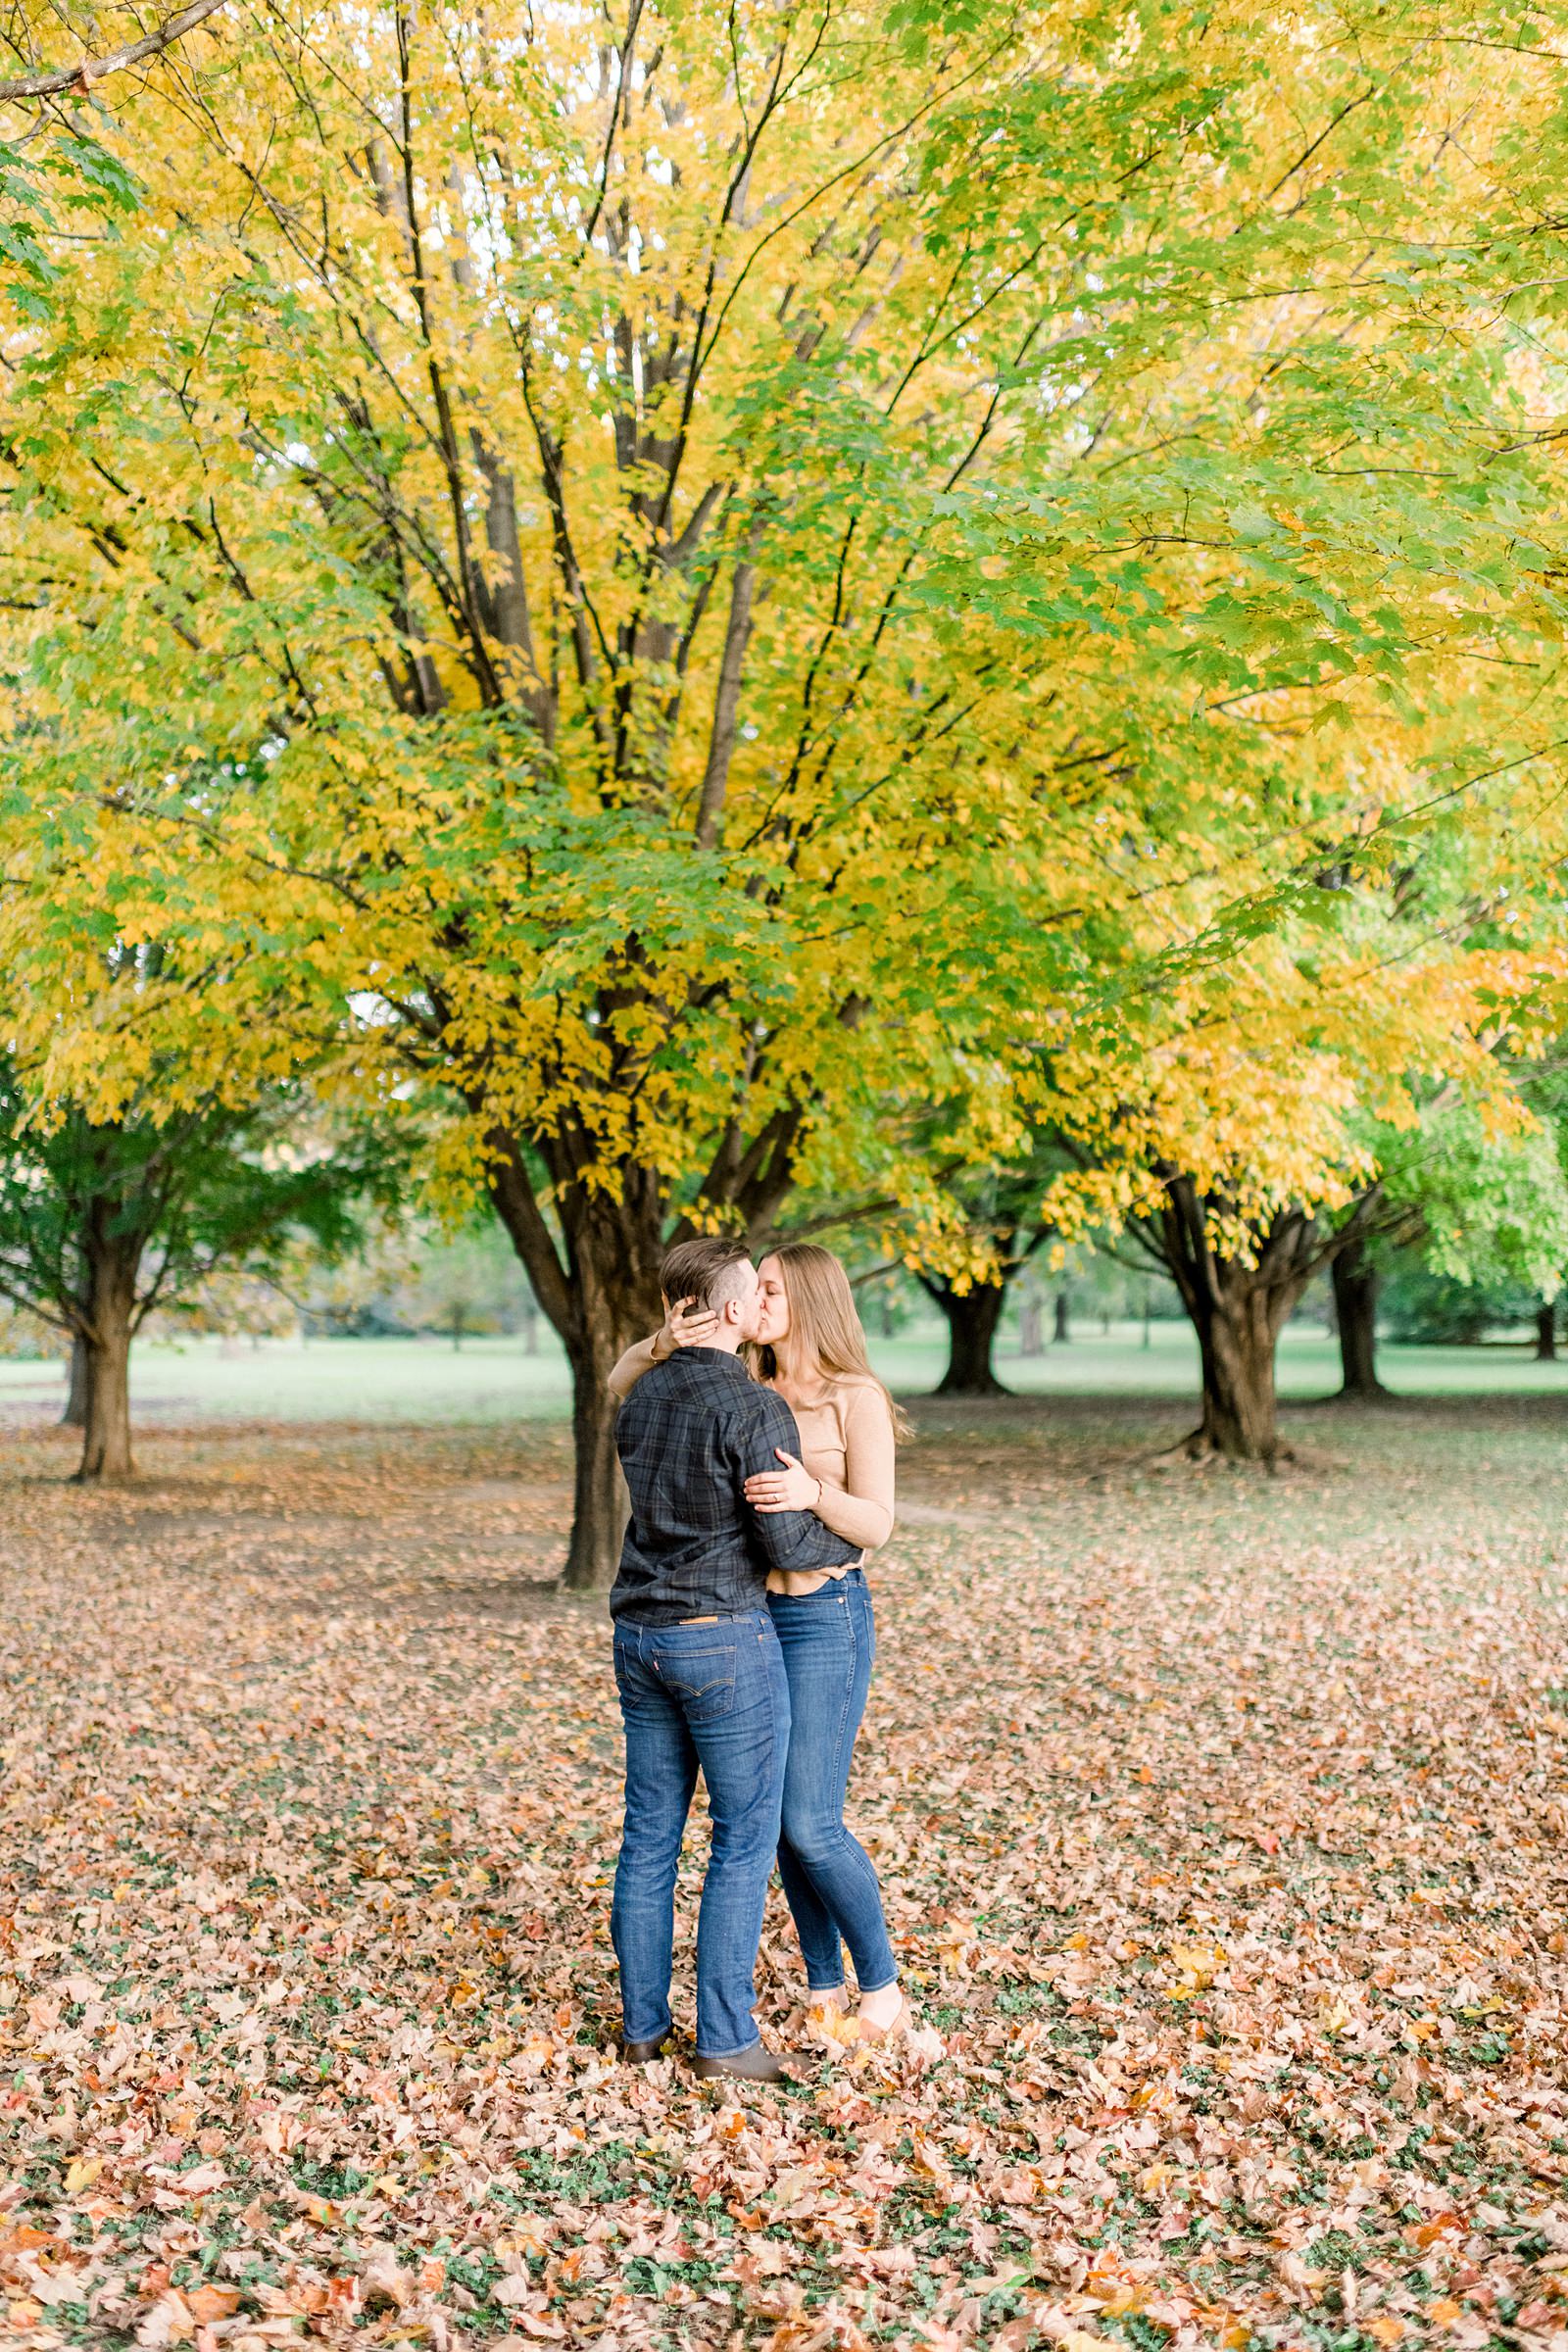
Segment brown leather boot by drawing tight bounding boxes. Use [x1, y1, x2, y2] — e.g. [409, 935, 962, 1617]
[692, 2042, 793, 2084]
[620, 2034, 673, 2065]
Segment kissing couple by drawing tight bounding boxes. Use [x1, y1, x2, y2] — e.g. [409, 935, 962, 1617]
[606, 1235, 907, 2082]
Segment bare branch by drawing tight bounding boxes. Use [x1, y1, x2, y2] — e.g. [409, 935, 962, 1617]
[0, 0, 229, 100]
[694, 526, 761, 850]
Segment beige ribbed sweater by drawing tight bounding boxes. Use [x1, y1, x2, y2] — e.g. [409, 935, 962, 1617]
[608, 1338, 896, 1594]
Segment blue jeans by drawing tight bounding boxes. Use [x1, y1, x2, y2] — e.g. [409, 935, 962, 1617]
[768, 1570, 899, 1996]
[611, 1610, 790, 2059]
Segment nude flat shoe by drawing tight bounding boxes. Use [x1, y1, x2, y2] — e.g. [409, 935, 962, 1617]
[855, 1991, 912, 2044]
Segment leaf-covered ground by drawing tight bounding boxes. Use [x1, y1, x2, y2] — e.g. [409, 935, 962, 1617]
[2, 1396, 1567, 2352]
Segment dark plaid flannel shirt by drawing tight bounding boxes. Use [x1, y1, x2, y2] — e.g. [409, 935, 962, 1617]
[610, 1348, 858, 1625]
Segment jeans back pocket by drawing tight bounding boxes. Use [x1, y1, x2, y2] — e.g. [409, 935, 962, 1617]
[660, 1643, 738, 1722]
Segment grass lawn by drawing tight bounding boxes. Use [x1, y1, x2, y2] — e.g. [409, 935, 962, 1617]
[2, 1318, 1565, 1430]
[1, 1392, 1565, 2349]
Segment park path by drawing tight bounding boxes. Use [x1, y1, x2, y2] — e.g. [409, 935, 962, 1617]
[1, 1398, 1566, 2350]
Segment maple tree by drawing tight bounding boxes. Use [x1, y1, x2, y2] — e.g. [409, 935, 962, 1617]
[1035, 532, 1568, 1449]
[1330, 1232, 1390, 1400]
[1327, 1081, 1568, 1397]
[1055, 889, 1568, 1456]
[921, 1256, 1029, 1400]
[396, 1217, 545, 1351]
[1047, 915, 1562, 1459]
[908, 1153, 1067, 1396]
[0, 1050, 396, 1479]
[6, 0, 1568, 1569]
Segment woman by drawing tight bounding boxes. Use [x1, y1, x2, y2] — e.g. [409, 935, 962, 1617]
[608, 1243, 906, 2038]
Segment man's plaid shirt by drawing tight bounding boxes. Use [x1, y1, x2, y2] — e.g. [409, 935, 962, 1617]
[610, 1348, 858, 1625]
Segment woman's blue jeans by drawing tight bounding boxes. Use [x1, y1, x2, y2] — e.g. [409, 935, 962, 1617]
[767, 1569, 899, 1996]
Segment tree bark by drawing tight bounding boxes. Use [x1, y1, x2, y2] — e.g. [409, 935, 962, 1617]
[560, 1190, 667, 1589]
[1053, 1289, 1070, 1346]
[487, 1135, 664, 1591]
[1332, 1238, 1387, 1397]
[928, 1280, 1009, 1396]
[1191, 1281, 1289, 1458]
[694, 549, 760, 851]
[563, 1322, 633, 1590]
[1150, 1180, 1321, 1464]
[1537, 1300, 1558, 1362]
[1018, 1297, 1043, 1355]
[482, 1092, 814, 1589]
[61, 1335, 90, 1429]
[75, 1219, 140, 1482]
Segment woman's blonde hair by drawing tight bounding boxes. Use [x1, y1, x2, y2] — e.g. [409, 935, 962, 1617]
[756, 1243, 909, 1437]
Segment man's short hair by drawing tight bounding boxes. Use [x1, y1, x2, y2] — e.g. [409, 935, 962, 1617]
[660, 1236, 753, 1312]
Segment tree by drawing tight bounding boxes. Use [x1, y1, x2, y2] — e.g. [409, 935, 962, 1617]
[1054, 866, 1568, 1460]
[1325, 1084, 1568, 1396]
[295, 1213, 545, 1346]
[403, 1220, 543, 1350]
[62, 1334, 90, 1427]
[1330, 1236, 1388, 1401]
[1386, 1094, 1568, 1344]
[1382, 1264, 1537, 1346]
[0, 1067, 386, 1479]
[904, 1141, 1074, 1396]
[6, 0, 1568, 1573]
[0, 120, 135, 320]
[921, 1268, 1015, 1400]
[1137, 1187, 1371, 1461]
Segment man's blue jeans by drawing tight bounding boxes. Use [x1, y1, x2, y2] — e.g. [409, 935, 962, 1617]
[768, 1570, 899, 1996]
[611, 1610, 790, 2059]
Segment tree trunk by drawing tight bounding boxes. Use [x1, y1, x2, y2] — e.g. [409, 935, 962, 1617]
[1053, 1289, 1070, 1346]
[563, 1325, 632, 1591]
[1192, 1284, 1286, 1459]
[1332, 1239, 1387, 1398]
[1018, 1298, 1043, 1355]
[1151, 1181, 1321, 1465]
[1537, 1301, 1558, 1362]
[930, 1280, 1009, 1396]
[482, 1099, 812, 1590]
[75, 1221, 140, 1482]
[487, 1139, 665, 1591]
[61, 1334, 90, 1429]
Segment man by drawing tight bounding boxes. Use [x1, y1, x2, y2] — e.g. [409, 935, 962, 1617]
[609, 1236, 857, 2082]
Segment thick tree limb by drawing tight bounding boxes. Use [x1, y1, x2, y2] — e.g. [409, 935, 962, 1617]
[483, 1125, 571, 1338]
[695, 539, 760, 850]
[0, 0, 228, 100]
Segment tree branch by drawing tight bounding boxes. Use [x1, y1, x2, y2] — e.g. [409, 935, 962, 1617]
[0, 0, 229, 100]
[483, 1126, 571, 1337]
[694, 528, 761, 850]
